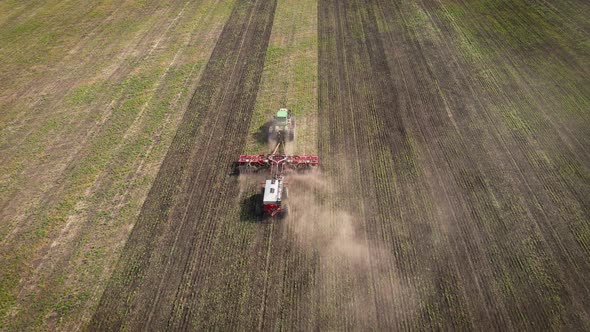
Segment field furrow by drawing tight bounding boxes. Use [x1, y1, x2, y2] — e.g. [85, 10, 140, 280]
[89, 0, 277, 329]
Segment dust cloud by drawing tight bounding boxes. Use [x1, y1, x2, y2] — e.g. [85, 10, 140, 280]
[284, 171, 418, 325]
[236, 164, 417, 325]
[285, 171, 372, 265]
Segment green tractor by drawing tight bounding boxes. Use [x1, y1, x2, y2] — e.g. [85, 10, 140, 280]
[269, 108, 296, 142]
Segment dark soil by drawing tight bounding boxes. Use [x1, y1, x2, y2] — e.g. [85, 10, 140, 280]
[89, 0, 278, 329]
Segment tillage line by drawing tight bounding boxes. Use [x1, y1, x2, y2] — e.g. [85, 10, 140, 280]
[89, 0, 277, 330]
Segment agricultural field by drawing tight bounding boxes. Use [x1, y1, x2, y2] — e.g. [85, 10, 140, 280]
[0, 0, 588, 330]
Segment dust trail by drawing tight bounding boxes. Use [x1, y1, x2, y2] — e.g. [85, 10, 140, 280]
[285, 171, 418, 326]
[285, 171, 371, 263]
[236, 163, 417, 326]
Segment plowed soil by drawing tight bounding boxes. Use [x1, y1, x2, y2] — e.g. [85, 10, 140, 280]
[316, 0, 590, 329]
[91, 0, 278, 330]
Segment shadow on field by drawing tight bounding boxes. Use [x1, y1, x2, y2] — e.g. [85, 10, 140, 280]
[253, 120, 273, 145]
[240, 193, 263, 223]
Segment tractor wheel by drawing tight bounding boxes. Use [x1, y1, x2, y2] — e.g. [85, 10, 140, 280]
[282, 186, 289, 200]
[254, 203, 262, 217]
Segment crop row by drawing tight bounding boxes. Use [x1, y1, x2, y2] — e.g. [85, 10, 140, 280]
[90, 0, 277, 329]
[0, 1, 237, 329]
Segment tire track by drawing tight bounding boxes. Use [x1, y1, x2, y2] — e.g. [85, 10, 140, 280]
[165, 2, 277, 328]
[374, 0, 590, 329]
[424, 0, 590, 320]
[89, 0, 277, 329]
[318, 0, 420, 328]
[144, 0, 263, 326]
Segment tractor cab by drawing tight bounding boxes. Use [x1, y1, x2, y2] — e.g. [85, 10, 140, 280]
[275, 108, 290, 126]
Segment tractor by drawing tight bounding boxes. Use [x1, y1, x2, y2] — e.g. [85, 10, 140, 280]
[269, 108, 295, 142]
[235, 108, 317, 221]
